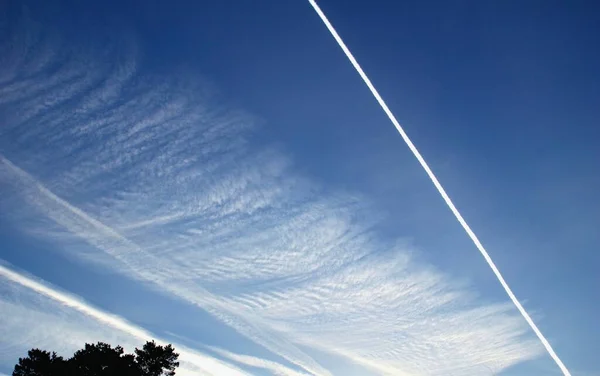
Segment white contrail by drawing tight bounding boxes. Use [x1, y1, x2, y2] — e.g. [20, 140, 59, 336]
[0, 264, 249, 376]
[307, 1, 571, 375]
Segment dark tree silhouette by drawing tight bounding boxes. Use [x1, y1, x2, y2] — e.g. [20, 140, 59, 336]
[12, 341, 179, 376]
[13, 349, 66, 376]
[134, 341, 179, 376]
[69, 343, 139, 376]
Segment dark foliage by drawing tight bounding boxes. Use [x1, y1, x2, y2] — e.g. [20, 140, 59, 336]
[12, 341, 179, 376]
[13, 349, 66, 376]
[135, 341, 179, 376]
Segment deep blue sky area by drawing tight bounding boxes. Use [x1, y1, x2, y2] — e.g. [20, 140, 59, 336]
[1, 1, 599, 375]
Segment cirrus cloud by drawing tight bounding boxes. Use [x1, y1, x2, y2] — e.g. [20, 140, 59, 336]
[0, 8, 544, 376]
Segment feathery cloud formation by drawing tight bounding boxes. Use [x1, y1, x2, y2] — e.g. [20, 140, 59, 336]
[0, 10, 543, 375]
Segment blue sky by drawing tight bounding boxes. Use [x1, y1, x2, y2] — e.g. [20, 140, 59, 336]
[0, 0, 598, 375]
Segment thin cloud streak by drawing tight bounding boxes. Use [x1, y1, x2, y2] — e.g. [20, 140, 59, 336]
[209, 346, 312, 376]
[0, 264, 249, 376]
[307, 0, 570, 375]
[0, 264, 315, 376]
[0, 154, 332, 376]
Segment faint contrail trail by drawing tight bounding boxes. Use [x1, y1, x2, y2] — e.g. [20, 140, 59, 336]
[307, 1, 571, 375]
[0, 264, 249, 376]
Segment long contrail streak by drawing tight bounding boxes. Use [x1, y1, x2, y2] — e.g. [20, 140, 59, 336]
[0, 264, 249, 376]
[307, 1, 571, 375]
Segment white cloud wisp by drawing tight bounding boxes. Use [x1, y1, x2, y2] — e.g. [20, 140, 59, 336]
[0, 264, 253, 376]
[0, 12, 545, 376]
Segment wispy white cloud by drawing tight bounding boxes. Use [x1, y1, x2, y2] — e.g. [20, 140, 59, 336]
[0, 264, 250, 376]
[0, 12, 544, 376]
[209, 346, 312, 376]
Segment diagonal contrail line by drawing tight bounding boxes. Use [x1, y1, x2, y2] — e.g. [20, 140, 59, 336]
[307, 1, 571, 375]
